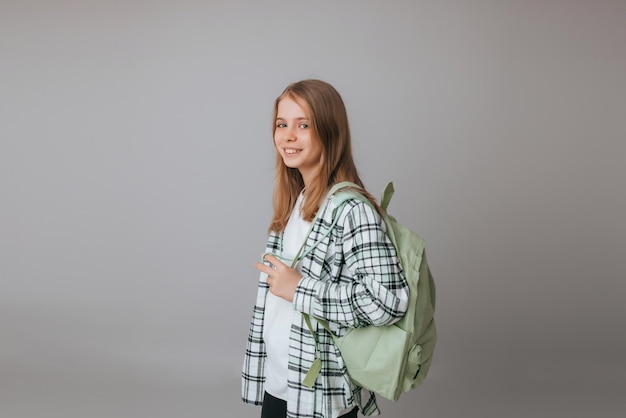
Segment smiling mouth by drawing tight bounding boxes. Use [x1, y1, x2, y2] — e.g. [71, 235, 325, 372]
[284, 148, 302, 155]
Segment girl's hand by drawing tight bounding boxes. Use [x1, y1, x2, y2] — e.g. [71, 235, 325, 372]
[254, 254, 302, 302]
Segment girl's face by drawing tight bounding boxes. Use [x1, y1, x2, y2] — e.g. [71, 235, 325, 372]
[274, 96, 323, 185]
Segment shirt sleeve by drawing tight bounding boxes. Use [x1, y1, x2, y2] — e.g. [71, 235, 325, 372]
[293, 200, 409, 328]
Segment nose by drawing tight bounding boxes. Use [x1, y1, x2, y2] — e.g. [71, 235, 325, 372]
[283, 126, 296, 141]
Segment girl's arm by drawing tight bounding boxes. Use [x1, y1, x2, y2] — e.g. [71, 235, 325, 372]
[293, 200, 409, 328]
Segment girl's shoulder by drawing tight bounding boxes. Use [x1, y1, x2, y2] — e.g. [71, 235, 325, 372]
[320, 190, 383, 229]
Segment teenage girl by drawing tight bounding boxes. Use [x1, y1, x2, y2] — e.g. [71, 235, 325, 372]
[242, 79, 409, 418]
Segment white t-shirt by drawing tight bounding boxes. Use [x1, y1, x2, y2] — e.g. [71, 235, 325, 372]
[263, 191, 310, 400]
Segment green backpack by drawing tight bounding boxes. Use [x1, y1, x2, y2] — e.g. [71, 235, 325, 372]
[299, 181, 437, 401]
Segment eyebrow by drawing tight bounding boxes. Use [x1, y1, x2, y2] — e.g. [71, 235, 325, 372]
[275, 116, 309, 121]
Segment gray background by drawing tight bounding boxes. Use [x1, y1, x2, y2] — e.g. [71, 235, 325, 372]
[1, 1, 624, 417]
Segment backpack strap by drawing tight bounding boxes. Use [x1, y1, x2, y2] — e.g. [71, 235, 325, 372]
[292, 182, 394, 265]
[380, 182, 395, 212]
[299, 181, 385, 387]
[296, 182, 361, 386]
[299, 182, 396, 387]
[290, 182, 361, 266]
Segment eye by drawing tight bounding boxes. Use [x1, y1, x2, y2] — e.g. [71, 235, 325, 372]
[276, 122, 287, 128]
[298, 123, 308, 129]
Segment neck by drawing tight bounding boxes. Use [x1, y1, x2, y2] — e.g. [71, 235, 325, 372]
[300, 165, 323, 192]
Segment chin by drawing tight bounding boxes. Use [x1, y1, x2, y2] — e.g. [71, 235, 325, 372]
[281, 159, 301, 169]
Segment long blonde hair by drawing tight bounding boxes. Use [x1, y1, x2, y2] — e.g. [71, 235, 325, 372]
[269, 79, 380, 233]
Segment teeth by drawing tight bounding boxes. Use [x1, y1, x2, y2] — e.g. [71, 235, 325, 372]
[285, 149, 301, 154]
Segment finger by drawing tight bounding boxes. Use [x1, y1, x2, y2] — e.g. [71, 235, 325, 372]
[254, 261, 274, 276]
[262, 254, 284, 269]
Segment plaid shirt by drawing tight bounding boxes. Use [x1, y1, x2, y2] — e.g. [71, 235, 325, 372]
[242, 195, 408, 418]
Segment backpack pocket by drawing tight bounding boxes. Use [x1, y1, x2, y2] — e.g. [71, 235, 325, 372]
[335, 324, 411, 401]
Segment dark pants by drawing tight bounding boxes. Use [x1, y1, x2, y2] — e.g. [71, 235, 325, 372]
[261, 391, 358, 418]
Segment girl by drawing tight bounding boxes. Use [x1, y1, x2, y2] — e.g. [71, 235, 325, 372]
[242, 79, 408, 418]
